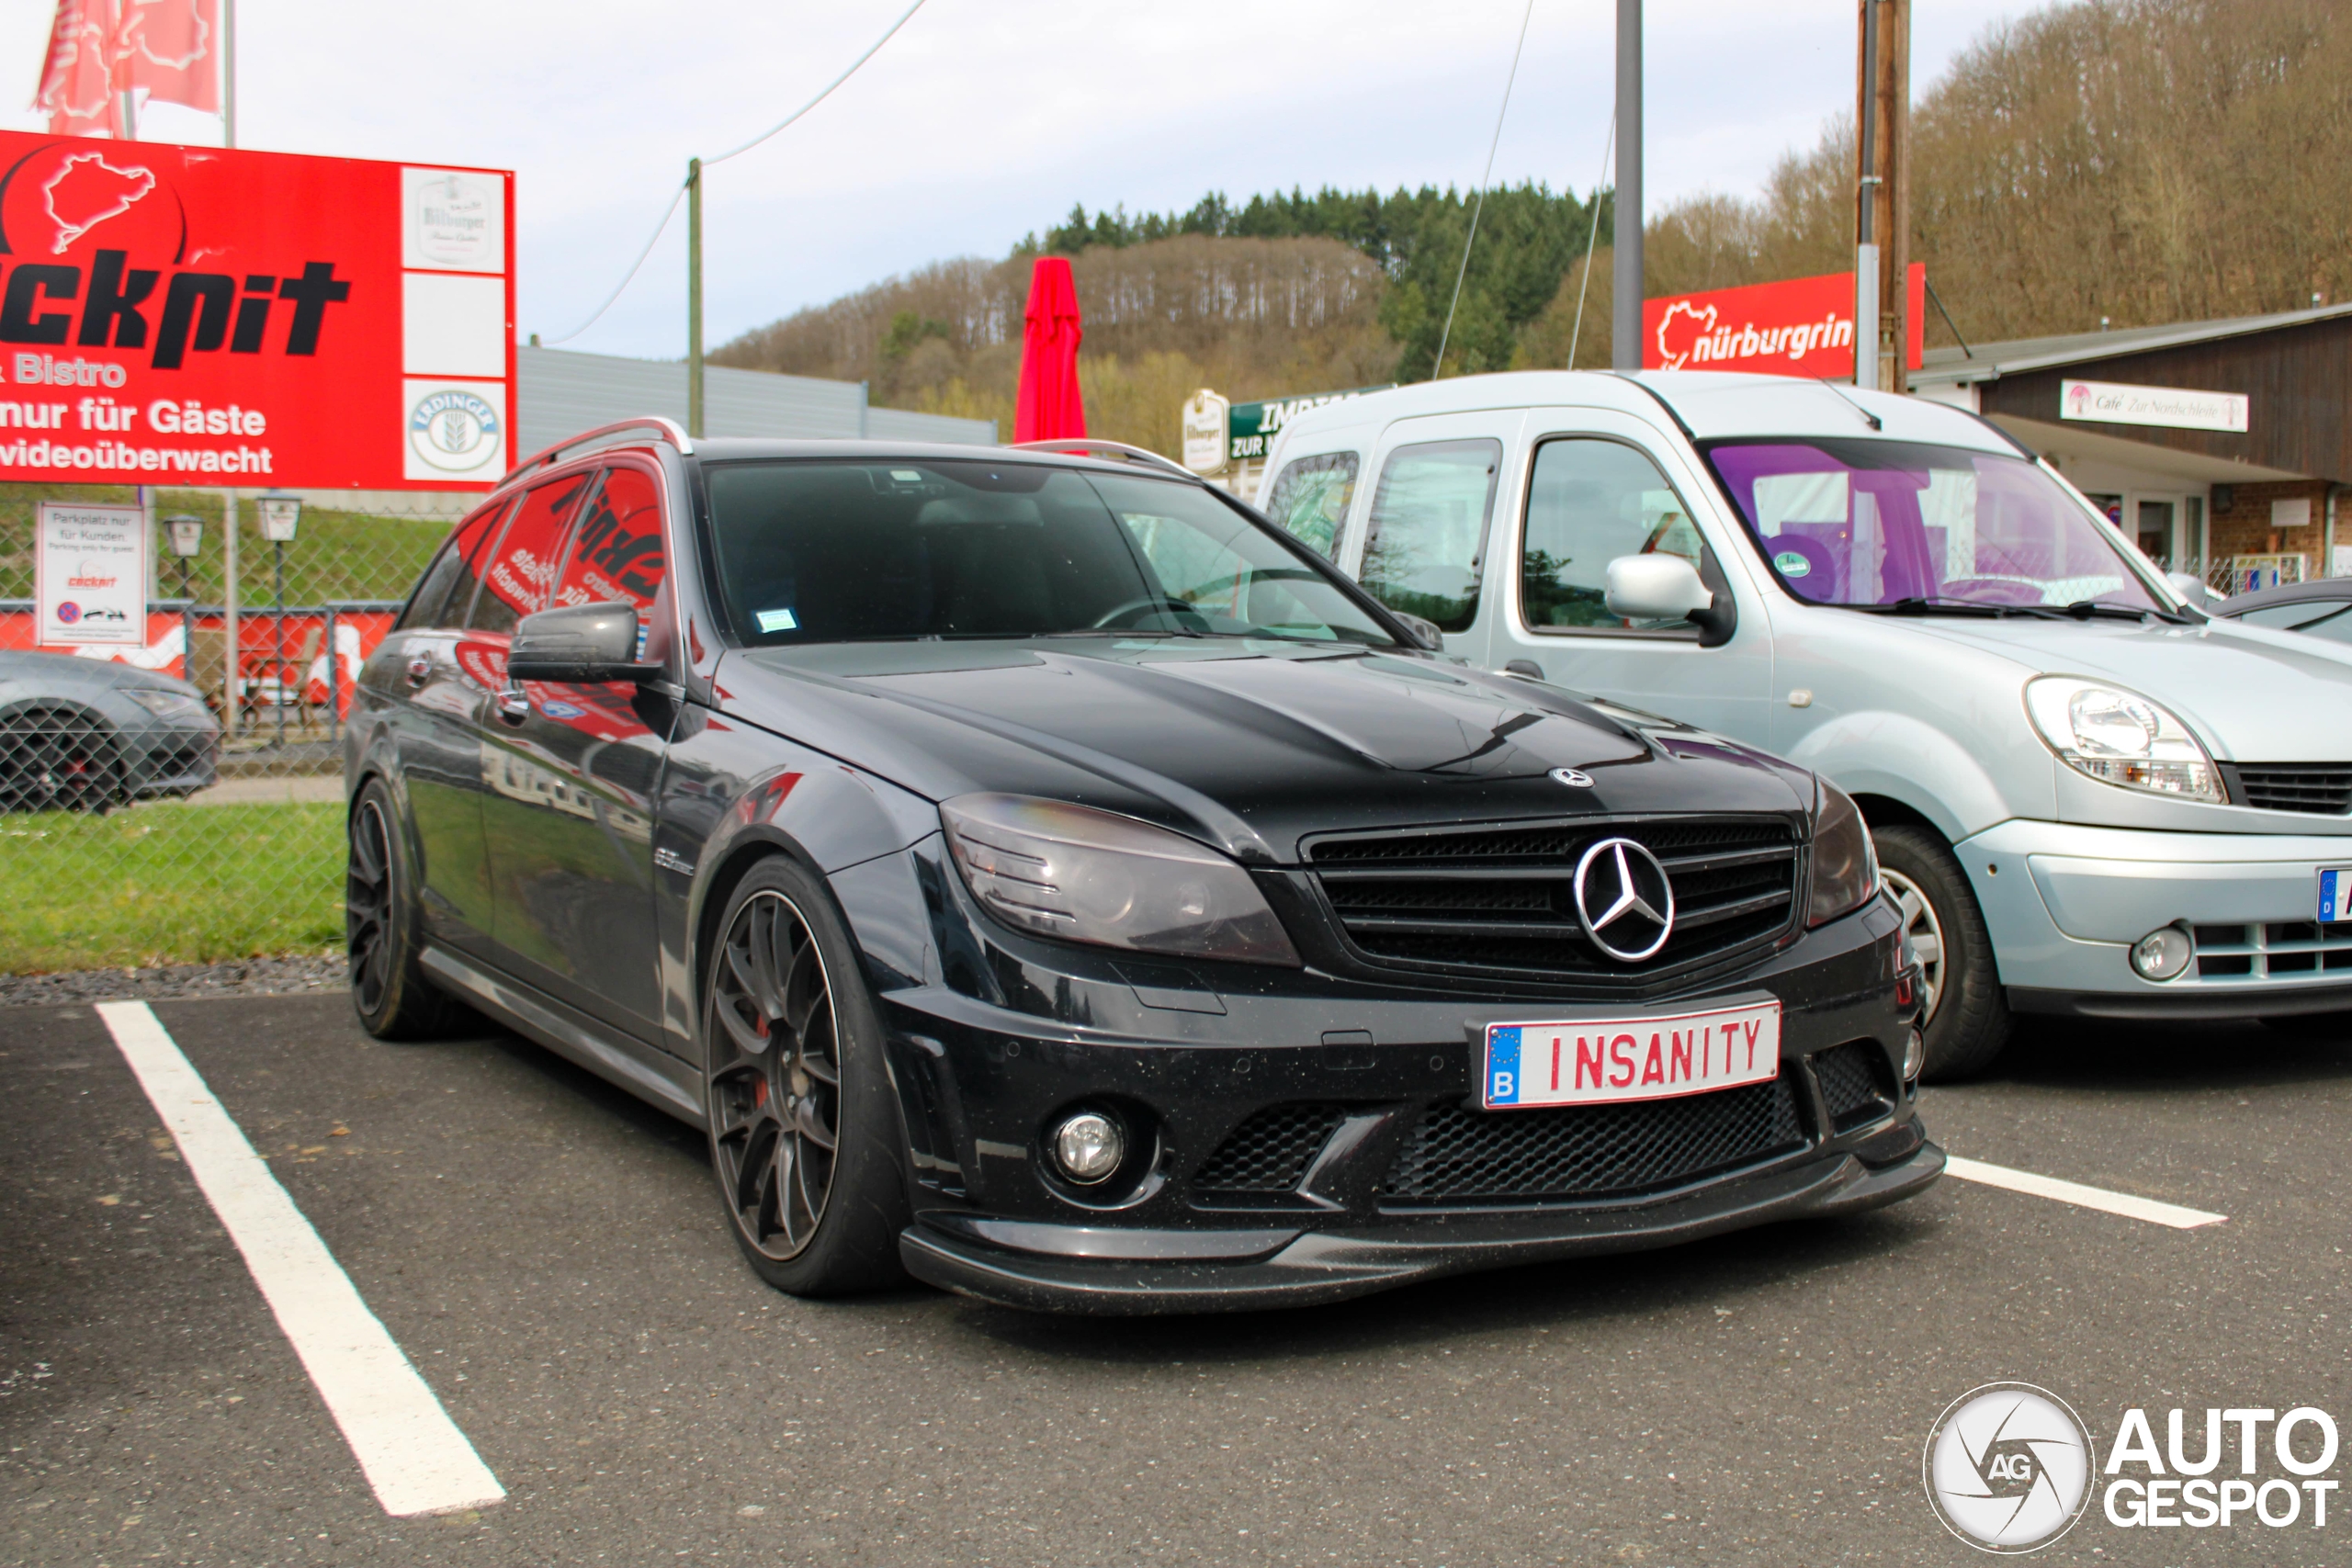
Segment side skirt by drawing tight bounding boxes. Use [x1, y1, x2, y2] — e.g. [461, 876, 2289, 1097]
[421, 945, 706, 1126]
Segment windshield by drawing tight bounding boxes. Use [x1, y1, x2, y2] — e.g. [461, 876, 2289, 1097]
[704, 458, 1403, 649]
[1701, 438, 2165, 613]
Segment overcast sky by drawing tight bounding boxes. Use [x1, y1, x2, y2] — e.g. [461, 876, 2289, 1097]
[0, 0, 2025, 361]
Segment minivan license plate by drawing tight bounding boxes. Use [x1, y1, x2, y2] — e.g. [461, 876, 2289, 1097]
[1481, 1001, 1781, 1111]
[2322, 868, 2352, 923]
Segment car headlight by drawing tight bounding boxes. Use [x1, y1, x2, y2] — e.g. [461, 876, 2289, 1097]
[2023, 677, 2222, 804]
[941, 793, 1302, 966]
[1807, 779, 1881, 927]
[121, 686, 211, 722]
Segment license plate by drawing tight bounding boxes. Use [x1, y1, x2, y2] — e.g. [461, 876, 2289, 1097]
[1481, 1000, 1781, 1111]
[2323, 868, 2352, 923]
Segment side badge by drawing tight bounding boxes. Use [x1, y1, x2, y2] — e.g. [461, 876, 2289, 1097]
[1549, 768, 1595, 788]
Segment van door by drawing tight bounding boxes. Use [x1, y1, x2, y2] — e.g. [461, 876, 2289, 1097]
[1486, 410, 1774, 743]
[1344, 412, 1527, 665]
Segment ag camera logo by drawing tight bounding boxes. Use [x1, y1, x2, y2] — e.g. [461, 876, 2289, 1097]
[1924, 1382, 2093, 1552]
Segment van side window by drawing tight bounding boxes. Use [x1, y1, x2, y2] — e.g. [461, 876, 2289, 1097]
[1521, 438, 1718, 635]
[1262, 451, 1359, 558]
[1360, 438, 1499, 633]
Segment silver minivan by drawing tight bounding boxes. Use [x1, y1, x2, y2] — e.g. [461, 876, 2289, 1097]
[1258, 370, 2352, 1077]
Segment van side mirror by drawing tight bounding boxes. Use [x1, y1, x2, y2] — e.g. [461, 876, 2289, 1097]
[507, 602, 659, 684]
[1605, 554, 1736, 648]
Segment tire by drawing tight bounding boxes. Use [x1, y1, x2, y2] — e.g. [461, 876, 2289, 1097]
[345, 778, 470, 1040]
[702, 856, 910, 1297]
[0, 703, 123, 813]
[1875, 822, 2013, 1082]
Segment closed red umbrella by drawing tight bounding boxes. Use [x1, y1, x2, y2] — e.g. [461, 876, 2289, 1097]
[1013, 256, 1086, 442]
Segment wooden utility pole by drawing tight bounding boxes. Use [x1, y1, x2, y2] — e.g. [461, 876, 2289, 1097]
[1855, 0, 1910, 391]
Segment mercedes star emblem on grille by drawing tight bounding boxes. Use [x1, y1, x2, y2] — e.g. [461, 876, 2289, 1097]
[1573, 837, 1676, 961]
[1549, 767, 1595, 787]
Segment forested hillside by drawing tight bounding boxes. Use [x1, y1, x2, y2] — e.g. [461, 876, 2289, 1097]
[712, 0, 2347, 454]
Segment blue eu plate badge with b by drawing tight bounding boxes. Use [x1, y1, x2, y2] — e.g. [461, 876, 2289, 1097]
[2323, 868, 2349, 923]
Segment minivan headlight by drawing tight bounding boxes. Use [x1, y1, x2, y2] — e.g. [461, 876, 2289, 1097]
[941, 794, 1302, 966]
[2024, 677, 2223, 804]
[1807, 779, 1881, 926]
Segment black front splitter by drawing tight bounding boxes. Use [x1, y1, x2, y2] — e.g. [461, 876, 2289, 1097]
[899, 1140, 1945, 1314]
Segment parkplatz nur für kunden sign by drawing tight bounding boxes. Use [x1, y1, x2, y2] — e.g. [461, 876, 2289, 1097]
[0, 130, 514, 491]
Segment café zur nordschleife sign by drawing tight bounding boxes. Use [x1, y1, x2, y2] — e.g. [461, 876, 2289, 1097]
[1226, 387, 1393, 465]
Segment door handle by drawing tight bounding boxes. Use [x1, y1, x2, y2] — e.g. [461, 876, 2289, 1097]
[494, 682, 531, 725]
[405, 651, 432, 688]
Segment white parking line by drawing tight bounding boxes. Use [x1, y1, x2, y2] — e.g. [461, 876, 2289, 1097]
[96, 1001, 505, 1518]
[1944, 1154, 2228, 1230]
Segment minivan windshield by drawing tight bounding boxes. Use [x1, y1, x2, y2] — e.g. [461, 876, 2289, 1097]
[704, 458, 1403, 649]
[1701, 438, 2166, 615]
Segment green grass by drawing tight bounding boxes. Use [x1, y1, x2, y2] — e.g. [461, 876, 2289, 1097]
[0, 801, 345, 972]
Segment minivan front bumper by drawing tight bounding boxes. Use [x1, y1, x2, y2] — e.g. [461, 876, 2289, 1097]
[1962, 818, 2352, 1017]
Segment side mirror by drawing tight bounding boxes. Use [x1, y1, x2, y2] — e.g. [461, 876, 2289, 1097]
[1606, 554, 1713, 621]
[2166, 570, 2213, 609]
[507, 602, 658, 684]
[1386, 609, 1446, 651]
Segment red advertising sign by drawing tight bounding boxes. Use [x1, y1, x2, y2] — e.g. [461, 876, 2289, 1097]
[0, 130, 514, 490]
[1644, 264, 1924, 379]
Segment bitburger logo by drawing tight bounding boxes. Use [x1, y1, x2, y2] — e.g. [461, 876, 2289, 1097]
[1924, 1382, 2093, 1552]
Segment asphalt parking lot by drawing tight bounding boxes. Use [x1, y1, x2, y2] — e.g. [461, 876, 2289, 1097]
[4, 991, 2347, 1567]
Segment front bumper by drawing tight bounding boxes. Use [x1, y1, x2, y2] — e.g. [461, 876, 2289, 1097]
[867, 887, 1929, 1314]
[901, 1138, 1941, 1314]
[1960, 819, 2352, 1017]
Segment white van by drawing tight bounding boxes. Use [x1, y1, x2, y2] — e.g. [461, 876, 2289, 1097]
[1258, 370, 2352, 1077]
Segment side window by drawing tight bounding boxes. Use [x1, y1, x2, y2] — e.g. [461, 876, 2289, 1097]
[1521, 438, 1718, 635]
[467, 470, 596, 635]
[1262, 451, 1359, 559]
[550, 466, 666, 613]
[399, 499, 510, 631]
[1359, 438, 1499, 634]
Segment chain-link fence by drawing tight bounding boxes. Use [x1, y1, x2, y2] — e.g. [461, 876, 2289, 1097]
[2, 482, 463, 975]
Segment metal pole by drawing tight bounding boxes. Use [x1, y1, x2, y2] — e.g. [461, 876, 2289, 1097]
[686, 157, 705, 439]
[221, 491, 239, 739]
[221, 0, 236, 147]
[272, 538, 286, 747]
[324, 604, 339, 743]
[1611, 0, 1643, 370]
[1853, 0, 1881, 390]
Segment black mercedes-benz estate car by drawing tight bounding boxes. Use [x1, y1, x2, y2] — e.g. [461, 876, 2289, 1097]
[345, 419, 1939, 1313]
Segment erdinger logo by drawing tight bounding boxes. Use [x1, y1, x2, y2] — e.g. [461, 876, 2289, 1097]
[1653, 299, 1719, 370]
[408, 389, 502, 472]
[1925, 1383, 2093, 1552]
[1572, 837, 1674, 961]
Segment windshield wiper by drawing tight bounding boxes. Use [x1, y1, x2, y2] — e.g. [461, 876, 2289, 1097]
[2061, 599, 2191, 626]
[1860, 596, 2005, 617]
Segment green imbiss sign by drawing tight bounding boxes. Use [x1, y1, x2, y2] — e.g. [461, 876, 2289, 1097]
[1227, 387, 1392, 464]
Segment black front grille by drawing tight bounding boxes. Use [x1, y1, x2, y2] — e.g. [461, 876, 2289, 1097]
[1811, 1043, 1893, 1131]
[1308, 816, 1800, 983]
[2224, 762, 2352, 815]
[1379, 1078, 1805, 1205]
[1193, 1104, 1350, 1194]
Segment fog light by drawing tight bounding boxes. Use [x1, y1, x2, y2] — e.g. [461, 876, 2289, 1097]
[2131, 926, 2192, 981]
[1902, 1028, 1925, 1084]
[1051, 1111, 1125, 1184]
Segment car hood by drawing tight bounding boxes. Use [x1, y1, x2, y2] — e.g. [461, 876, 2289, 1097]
[1898, 614, 2352, 761]
[714, 637, 1815, 863]
[0, 649, 201, 701]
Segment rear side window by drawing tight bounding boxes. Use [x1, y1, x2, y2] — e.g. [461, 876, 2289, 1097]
[1521, 438, 1719, 635]
[1359, 438, 1499, 634]
[467, 470, 596, 634]
[398, 499, 511, 631]
[551, 466, 666, 613]
[1262, 451, 1359, 559]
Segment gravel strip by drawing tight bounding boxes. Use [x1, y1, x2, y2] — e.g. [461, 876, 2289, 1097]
[0, 953, 346, 1009]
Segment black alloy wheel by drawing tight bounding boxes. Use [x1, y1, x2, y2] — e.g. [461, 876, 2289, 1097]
[345, 778, 469, 1040]
[1872, 823, 2012, 1081]
[0, 704, 122, 813]
[704, 857, 909, 1295]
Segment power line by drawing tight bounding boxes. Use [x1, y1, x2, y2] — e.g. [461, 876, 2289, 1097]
[1566, 110, 1615, 370]
[539, 0, 931, 347]
[1432, 0, 1538, 380]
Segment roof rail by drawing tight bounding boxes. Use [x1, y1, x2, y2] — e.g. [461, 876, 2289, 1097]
[499, 417, 695, 487]
[1009, 437, 1194, 479]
